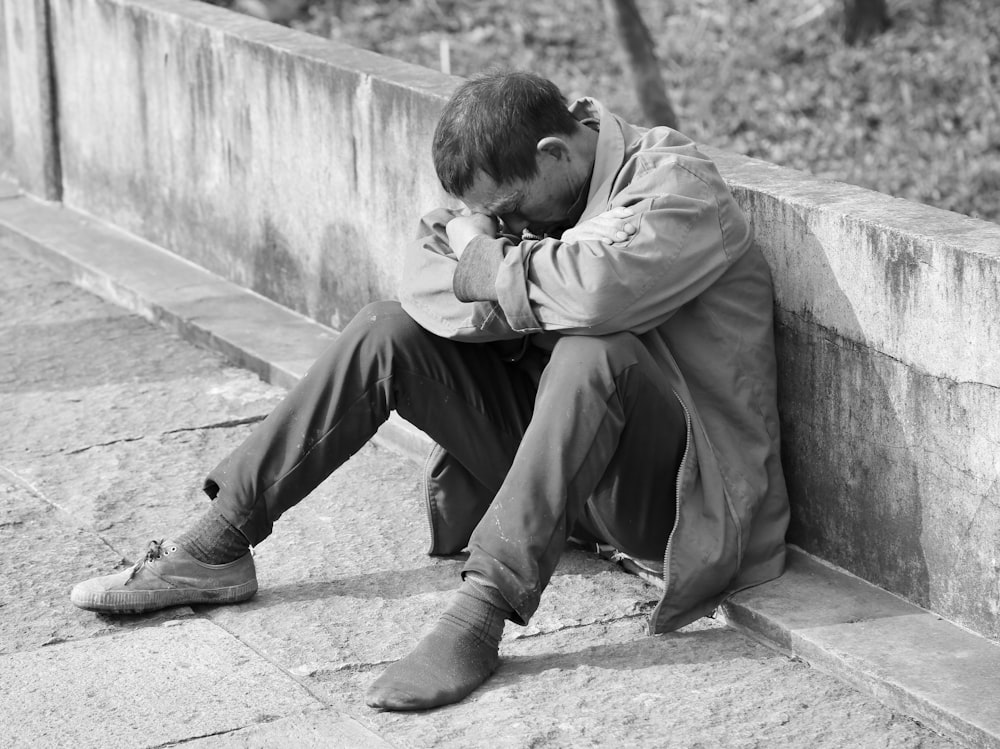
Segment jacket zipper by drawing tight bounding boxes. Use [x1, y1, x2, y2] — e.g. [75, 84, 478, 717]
[658, 391, 747, 630]
[421, 445, 438, 554]
[661, 389, 692, 600]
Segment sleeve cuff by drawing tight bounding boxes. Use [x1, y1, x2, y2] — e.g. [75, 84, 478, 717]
[453, 236, 506, 302]
[495, 241, 544, 332]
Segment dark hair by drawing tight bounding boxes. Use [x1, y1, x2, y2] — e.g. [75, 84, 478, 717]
[432, 69, 580, 198]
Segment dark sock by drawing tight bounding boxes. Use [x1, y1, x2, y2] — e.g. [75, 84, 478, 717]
[365, 578, 512, 711]
[176, 506, 250, 564]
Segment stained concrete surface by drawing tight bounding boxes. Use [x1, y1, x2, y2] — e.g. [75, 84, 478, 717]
[0, 240, 962, 747]
[1, 620, 319, 747]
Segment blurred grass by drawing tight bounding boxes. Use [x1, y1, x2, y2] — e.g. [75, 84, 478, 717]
[285, 0, 999, 224]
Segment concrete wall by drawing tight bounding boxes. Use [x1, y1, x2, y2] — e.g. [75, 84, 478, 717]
[706, 149, 1000, 639]
[50, 0, 455, 329]
[0, 0, 61, 198]
[0, 0, 11, 172]
[3, 0, 999, 640]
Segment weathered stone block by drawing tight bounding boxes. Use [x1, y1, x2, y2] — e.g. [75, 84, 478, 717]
[0, 0, 60, 198]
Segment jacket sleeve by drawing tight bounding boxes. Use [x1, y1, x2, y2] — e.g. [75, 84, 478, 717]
[398, 207, 525, 342]
[495, 160, 751, 336]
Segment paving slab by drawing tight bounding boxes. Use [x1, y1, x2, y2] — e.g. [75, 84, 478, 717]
[0, 374, 280, 460]
[1, 273, 105, 320]
[0, 619, 319, 748]
[3, 427, 265, 554]
[319, 617, 955, 749]
[0, 243, 285, 459]
[180, 709, 394, 748]
[0, 473, 194, 655]
[0, 237, 49, 291]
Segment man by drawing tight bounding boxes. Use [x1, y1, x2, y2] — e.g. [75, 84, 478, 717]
[71, 70, 789, 711]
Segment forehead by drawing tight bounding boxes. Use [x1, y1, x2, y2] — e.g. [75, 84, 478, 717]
[460, 171, 523, 214]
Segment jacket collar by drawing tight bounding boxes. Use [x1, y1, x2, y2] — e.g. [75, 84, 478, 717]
[568, 97, 628, 222]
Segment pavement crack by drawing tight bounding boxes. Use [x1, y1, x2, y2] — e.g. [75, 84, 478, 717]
[509, 609, 654, 641]
[62, 415, 269, 456]
[162, 414, 268, 435]
[66, 436, 144, 455]
[144, 707, 327, 748]
[302, 659, 395, 678]
[145, 727, 246, 748]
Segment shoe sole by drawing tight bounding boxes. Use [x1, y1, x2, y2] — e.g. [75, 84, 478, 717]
[71, 579, 258, 615]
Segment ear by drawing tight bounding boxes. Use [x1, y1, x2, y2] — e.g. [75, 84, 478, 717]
[536, 137, 570, 161]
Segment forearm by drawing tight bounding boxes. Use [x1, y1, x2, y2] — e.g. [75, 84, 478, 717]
[399, 210, 522, 342]
[495, 198, 732, 335]
[453, 236, 506, 302]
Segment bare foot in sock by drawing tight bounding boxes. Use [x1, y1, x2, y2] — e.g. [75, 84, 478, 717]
[365, 579, 509, 711]
[175, 505, 250, 564]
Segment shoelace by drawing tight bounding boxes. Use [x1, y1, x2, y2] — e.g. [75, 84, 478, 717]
[124, 539, 168, 584]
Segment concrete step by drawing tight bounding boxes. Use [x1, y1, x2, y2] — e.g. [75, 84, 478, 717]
[2, 182, 997, 748]
[724, 551, 1000, 748]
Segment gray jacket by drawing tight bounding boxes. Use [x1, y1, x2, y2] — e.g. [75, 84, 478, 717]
[400, 99, 789, 634]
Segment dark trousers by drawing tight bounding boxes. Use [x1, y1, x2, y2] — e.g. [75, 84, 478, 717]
[205, 301, 685, 623]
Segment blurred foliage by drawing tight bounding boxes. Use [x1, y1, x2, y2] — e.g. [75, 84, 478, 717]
[221, 0, 1000, 224]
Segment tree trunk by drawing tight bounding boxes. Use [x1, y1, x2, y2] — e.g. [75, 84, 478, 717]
[930, 0, 945, 26]
[843, 0, 890, 45]
[602, 0, 679, 129]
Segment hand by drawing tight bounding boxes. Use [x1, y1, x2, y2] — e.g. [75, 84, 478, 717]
[561, 206, 637, 245]
[446, 213, 499, 258]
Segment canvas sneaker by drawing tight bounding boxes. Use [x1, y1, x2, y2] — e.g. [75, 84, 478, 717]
[70, 539, 257, 614]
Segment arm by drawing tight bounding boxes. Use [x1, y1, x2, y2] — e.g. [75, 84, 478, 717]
[450, 207, 638, 304]
[495, 161, 751, 335]
[398, 208, 524, 342]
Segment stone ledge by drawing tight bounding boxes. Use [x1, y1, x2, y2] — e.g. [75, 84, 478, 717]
[2, 179, 997, 748]
[724, 549, 1000, 749]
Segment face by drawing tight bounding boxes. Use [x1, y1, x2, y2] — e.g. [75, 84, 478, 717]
[460, 152, 582, 238]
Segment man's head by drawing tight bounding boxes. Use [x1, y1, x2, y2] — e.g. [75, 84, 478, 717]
[432, 70, 597, 236]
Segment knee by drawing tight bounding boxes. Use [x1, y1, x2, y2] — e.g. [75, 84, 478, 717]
[347, 300, 420, 341]
[548, 333, 643, 377]
[535, 333, 646, 407]
[337, 300, 430, 363]
[354, 300, 407, 326]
